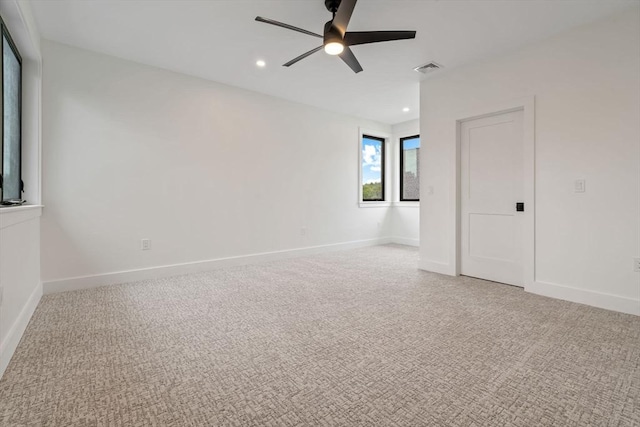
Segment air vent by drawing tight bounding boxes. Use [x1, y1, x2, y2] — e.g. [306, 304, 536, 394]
[414, 62, 442, 74]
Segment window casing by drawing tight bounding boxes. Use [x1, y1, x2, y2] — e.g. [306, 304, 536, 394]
[0, 15, 22, 203]
[400, 135, 420, 201]
[361, 134, 385, 202]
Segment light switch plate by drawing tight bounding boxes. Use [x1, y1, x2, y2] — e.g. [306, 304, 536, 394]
[574, 179, 586, 193]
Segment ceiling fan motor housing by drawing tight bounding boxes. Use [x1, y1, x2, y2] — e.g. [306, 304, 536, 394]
[323, 20, 343, 45]
[325, 0, 342, 14]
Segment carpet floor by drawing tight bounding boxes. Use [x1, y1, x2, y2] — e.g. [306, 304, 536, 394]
[0, 244, 638, 426]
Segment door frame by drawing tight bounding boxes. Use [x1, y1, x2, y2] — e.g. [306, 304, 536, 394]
[453, 96, 535, 288]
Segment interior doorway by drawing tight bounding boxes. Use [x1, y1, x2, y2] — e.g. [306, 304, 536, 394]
[459, 108, 527, 287]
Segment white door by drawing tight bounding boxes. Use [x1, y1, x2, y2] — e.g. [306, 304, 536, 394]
[460, 109, 524, 286]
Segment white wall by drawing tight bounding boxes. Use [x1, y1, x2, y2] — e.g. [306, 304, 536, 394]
[419, 8, 640, 314]
[0, 207, 42, 377]
[0, 0, 43, 378]
[41, 41, 395, 287]
[390, 119, 420, 246]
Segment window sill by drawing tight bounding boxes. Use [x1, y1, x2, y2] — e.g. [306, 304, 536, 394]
[359, 202, 392, 208]
[392, 201, 420, 208]
[0, 204, 43, 229]
[358, 201, 420, 208]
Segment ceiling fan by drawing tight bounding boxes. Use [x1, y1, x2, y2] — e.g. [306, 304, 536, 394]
[255, 0, 416, 73]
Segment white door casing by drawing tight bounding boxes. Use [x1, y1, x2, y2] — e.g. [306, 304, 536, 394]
[460, 109, 525, 286]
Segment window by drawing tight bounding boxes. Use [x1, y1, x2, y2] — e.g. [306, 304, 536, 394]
[361, 135, 385, 201]
[400, 135, 420, 201]
[1, 16, 22, 203]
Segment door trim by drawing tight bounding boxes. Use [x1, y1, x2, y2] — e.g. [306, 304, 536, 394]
[453, 96, 535, 288]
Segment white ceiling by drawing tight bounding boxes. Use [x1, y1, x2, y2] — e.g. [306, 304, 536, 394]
[29, 0, 637, 124]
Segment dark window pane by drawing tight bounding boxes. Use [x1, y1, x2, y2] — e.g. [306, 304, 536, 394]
[362, 135, 385, 201]
[2, 34, 21, 201]
[401, 135, 420, 201]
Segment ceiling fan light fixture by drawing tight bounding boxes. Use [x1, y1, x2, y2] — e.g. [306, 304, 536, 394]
[324, 41, 344, 55]
[255, 0, 417, 73]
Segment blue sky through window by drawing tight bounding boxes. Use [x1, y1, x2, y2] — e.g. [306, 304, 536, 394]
[403, 136, 420, 150]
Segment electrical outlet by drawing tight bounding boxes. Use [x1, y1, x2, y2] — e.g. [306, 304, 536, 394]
[574, 179, 586, 193]
[634, 258, 640, 272]
[141, 239, 151, 250]
[300, 227, 307, 236]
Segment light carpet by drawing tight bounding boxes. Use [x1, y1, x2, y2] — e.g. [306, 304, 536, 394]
[0, 244, 638, 426]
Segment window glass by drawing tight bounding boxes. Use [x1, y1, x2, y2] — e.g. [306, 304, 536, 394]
[2, 30, 22, 201]
[400, 135, 420, 201]
[362, 135, 385, 201]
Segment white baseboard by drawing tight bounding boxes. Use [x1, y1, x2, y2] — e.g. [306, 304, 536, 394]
[43, 237, 394, 294]
[418, 259, 455, 276]
[0, 282, 42, 379]
[527, 280, 640, 316]
[389, 237, 420, 247]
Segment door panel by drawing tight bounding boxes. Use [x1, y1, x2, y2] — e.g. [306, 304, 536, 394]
[469, 213, 515, 262]
[461, 110, 524, 286]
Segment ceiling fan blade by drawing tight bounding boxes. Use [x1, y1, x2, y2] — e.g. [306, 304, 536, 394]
[332, 0, 357, 36]
[255, 16, 322, 38]
[344, 31, 417, 46]
[339, 47, 363, 73]
[283, 46, 324, 67]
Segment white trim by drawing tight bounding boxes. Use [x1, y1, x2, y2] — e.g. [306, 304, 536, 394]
[358, 127, 391, 206]
[0, 205, 42, 229]
[392, 201, 420, 208]
[390, 237, 419, 247]
[43, 237, 394, 294]
[418, 259, 455, 276]
[527, 280, 640, 316]
[2, 0, 42, 59]
[359, 202, 392, 208]
[359, 202, 419, 208]
[0, 282, 42, 378]
[453, 96, 536, 287]
[391, 120, 421, 204]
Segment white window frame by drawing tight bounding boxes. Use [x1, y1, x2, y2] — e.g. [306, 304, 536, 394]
[358, 128, 391, 207]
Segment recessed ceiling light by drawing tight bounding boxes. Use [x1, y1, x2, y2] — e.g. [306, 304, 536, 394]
[256, 60, 266, 68]
[402, 107, 410, 112]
